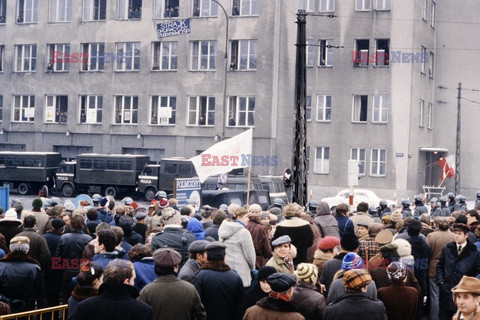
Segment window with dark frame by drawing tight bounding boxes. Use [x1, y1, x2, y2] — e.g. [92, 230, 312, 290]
[354, 39, 369, 66]
[83, 0, 106, 21]
[0, 0, 6, 23]
[376, 39, 389, 66]
[352, 95, 368, 122]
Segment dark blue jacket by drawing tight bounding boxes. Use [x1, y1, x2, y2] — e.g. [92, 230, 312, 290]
[55, 231, 92, 266]
[97, 209, 113, 224]
[192, 261, 244, 320]
[92, 252, 122, 269]
[324, 292, 387, 320]
[335, 216, 354, 238]
[133, 258, 156, 291]
[436, 240, 480, 313]
[205, 225, 220, 241]
[151, 227, 196, 267]
[44, 231, 62, 257]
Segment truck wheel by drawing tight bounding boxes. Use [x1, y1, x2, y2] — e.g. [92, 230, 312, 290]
[105, 186, 117, 198]
[17, 183, 30, 195]
[144, 187, 156, 202]
[62, 184, 75, 197]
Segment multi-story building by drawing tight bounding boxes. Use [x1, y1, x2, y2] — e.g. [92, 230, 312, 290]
[0, 0, 476, 199]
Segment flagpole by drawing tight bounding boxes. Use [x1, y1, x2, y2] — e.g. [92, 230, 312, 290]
[246, 164, 252, 210]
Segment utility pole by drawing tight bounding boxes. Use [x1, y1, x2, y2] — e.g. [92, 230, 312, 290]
[455, 82, 461, 194]
[291, 10, 308, 206]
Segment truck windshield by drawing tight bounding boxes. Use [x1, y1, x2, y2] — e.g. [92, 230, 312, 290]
[58, 163, 74, 174]
[142, 166, 158, 176]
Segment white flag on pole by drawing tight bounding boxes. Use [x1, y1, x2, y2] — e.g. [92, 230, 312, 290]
[190, 128, 253, 183]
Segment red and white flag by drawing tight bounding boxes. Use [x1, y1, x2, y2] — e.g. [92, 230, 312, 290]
[438, 155, 455, 182]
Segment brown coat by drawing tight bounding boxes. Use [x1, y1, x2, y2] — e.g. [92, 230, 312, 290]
[378, 283, 418, 320]
[313, 250, 334, 275]
[300, 214, 321, 263]
[247, 219, 272, 269]
[426, 229, 455, 277]
[369, 266, 420, 294]
[243, 297, 305, 320]
[452, 306, 480, 320]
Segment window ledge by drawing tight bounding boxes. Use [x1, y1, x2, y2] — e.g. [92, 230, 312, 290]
[44, 122, 67, 125]
[315, 120, 331, 123]
[14, 71, 36, 73]
[374, 9, 391, 12]
[114, 70, 141, 73]
[79, 70, 105, 73]
[149, 124, 175, 127]
[230, 15, 260, 18]
[313, 172, 329, 175]
[354, 9, 371, 12]
[372, 122, 388, 125]
[80, 123, 102, 125]
[11, 121, 34, 124]
[116, 18, 142, 21]
[227, 126, 255, 128]
[112, 123, 138, 126]
[319, 11, 335, 13]
[46, 71, 69, 74]
[318, 65, 333, 68]
[353, 65, 369, 68]
[47, 21, 71, 24]
[82, 20, 106, 23]
[186, 125, 215, 128]
[191, 16, 218, 19]
[373, 65, 390, 68]
[16, 22, 38, 25]
[152, 16, 181, 20]
[228, 69, 257, 72]
[370, 175, 386, 178]
[151, 69, 177, 72]
[189, 69, 216, 72]
[351, 121, 368, 124]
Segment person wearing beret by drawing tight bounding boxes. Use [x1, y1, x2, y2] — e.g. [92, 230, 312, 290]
[139, 248, 206, 320]
[313, 236, 340, 275]
[0, 236, 48, 313]
[243, 273, 304, 320]
[324, 269, 387, 320]
[451, 276, 480, 320]
[266, 235, 295, 274]
[192, 241, 244, 320]
[436, 223, 480, 320]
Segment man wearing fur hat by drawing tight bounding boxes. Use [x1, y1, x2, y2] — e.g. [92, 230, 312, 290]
[0, 208, 23, 245]
[273, 203, 313, 265]
[436, 223, 480, 320]
[324, 269, 387, 320]
[247, 204, 272, 269]
[451, 276, 480, 320]
[0, 236, 48, 312]
[243, 273, 304, 320]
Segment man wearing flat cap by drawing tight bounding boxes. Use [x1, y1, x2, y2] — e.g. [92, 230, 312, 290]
[192, 241, 244, 320]
[0, 236, 48, 313]
[451, 276, 480, 320]
[324, 269, 387, 320]
[266, 235, 295, 274]
[243, 273, 304, 320]
[178, 240, 210, 282]
[139, 248, 206, 320]
[436, 223, 480, 320]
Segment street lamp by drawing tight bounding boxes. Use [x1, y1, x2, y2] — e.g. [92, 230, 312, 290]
[210, 0, 229, 141]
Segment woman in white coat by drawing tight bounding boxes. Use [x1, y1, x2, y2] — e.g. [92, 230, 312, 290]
[218, 207, 256, 287]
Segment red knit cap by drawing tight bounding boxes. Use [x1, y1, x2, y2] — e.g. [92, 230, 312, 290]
[317, 236, 340, 250]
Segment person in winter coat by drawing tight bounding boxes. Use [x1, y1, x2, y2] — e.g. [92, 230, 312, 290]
[314, 201, 340, 238]
[192, 242, 244, 320]
[426, 217, 455, 320]
[92, 229, 123, 269]
[128, 244, 156, 292]
[76, 259, 152, 320]
[67, 262, 103, 320]
[413, 195, 428, 218]
[436, 223, 480, 320]
[290, 263, 327, 320]
[187, 217, 205, 240]
[236, 266, 277, 320]
[327, 252, 377, 304]
[44, 218, 65, 306]
[178, 240, 209, 283]
[16, 215, 51, 270]
[358, 223, 382, 263]
[313, 236, 340, 274]
[319, 233, 360, 293]
[300, 211, 322, 263]
[205, 210, 227, 241]
[218, 208, 256, 287]
[451, 276, 480, 320]
[139, 248, 206, 320]
[377, 262, 418, 320]
[324, 269, 387, 320]
[266, 235, 295, 274]
[246, 204, 272, 269]
[273, 203, 313, 265]
[430, 198, 442, 217]
[151, 208, 196, 268]
[243, 273, 304, 320]
[0, 236, 48, 313]
[31, 198, 50, 234]
[334, 204, 355, 238]
[406, 220, 430, 320]
[0, 208, 23, 246]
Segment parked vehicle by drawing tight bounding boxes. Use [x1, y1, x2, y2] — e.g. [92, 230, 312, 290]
[201, 190, 271, 210]
[55, 154, 150, 198]
[137, 157, 197, 201]
[321, 188, 397, 211]
[0, 151, 62, 195]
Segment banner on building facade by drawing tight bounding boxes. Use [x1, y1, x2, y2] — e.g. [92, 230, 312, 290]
[157, 19, 191, 38]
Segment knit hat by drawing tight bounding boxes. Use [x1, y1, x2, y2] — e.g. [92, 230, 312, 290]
[248, 204, 262, 218]
[161, 207, 181, 225]
[343, 269, 372, 290]
[392, 239, 411, 257]
[296, 263, 318, 284]
[317, 236, 340, 251]
[340, 233, 360, 251]
[258, 266, 277, 281]
[267, 273, 297, 293]
[375, 230, 393, 245]
[386, 261, 407, 282]
[153, 248, 182, 267]
[32, 198, 43, 210]
[342, 252, 364, 271]
[64, 200, 76, 212]
[391, 210, 403, 223]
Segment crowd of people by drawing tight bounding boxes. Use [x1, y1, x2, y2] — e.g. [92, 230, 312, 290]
[0, 191, 478, 320]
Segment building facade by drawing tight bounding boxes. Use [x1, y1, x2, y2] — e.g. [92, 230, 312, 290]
[0, 0, 475, 200]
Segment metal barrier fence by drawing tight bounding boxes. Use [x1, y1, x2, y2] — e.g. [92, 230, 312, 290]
[0, 305, 68, 320]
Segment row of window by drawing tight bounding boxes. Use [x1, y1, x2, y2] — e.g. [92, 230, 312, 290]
[0, 40, 257, 73]
[0, 95, 255, 127]
[312, 146, 387, 176]
[0, 0, 258, 24]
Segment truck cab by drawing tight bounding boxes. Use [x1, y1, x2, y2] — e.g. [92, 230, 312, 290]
[55, 161, 76, 197]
